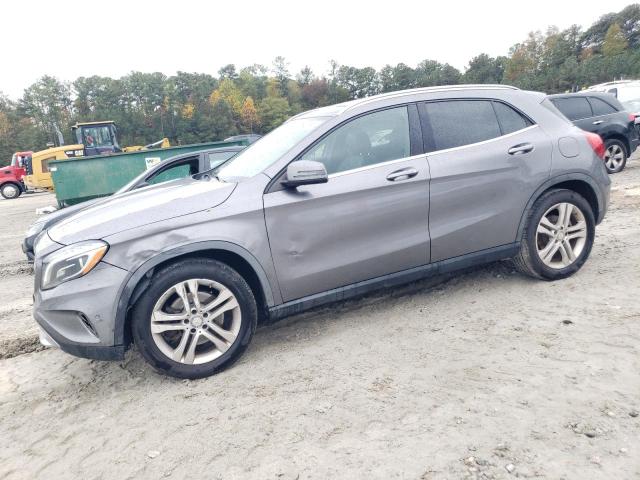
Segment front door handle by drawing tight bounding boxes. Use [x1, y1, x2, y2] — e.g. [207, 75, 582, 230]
[592, 120, 604, 125]
[386, 167, 418, 182]
[507, 143, 534, 155]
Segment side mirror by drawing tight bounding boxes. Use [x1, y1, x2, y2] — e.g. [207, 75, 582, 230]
[281, 160, 328, 188]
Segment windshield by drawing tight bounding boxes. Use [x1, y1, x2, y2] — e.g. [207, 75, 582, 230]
[217, 116, 329, 181]
[82, 125, 114, 147]
[615, 86, 640, 113]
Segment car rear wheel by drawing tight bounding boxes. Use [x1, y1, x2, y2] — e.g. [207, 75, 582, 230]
[1, 183, 21, 199]
[513, 189, 595, 280]
[131, 258, 257, 378]
[603, 139, 627, 174]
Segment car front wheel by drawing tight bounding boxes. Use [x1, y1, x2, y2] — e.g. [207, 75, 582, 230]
[131, 258, 257, 378]
[514, 189, 595, 280]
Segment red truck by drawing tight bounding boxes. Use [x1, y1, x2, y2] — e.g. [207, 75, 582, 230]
[0, 151, 31, 199]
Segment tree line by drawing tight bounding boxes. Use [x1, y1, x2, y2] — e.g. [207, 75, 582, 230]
[2, 4, 640, 165]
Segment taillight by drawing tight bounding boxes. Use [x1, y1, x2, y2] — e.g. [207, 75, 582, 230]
[629, 113, 636, 122]
[584, 131, 605, 159]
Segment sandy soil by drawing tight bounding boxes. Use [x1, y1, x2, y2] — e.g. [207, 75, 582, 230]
[0, 192, 55, 358]
[0, 165, 638, 479]
[0, 191, 55, 265]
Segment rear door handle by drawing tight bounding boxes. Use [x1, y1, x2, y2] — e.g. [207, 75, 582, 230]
[386, 167, 418, 182]
[507, 143, 534, 155]
[592, 120, 604, 125]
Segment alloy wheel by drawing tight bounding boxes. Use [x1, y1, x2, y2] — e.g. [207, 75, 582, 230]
[604, 144, 625, 171]
[535, 202, 588, 269]
[150, 279, 241, 364]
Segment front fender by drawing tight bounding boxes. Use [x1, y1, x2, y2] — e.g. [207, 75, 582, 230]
[112, 240, 277, 346]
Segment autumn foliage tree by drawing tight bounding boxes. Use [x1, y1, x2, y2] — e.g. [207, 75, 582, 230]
[5, 4, 640, 165]
[240, 97, 259, 133]
[603, 23, 629, 56]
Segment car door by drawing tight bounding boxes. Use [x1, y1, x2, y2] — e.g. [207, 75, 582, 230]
[585, 96, 625, 138]
[423, 99, 553, 262]
[263, 104, 430, 302]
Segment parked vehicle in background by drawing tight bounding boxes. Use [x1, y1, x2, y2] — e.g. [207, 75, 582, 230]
[32, 85, 610, 379]
[587, 80, 640, 116]
[0, 151, 31, 199]
[22, 146, 243, 260]
[548, 92, 639, 173]
[50, 140, 248, 207]
[23, 121, 172, 192]
[224, 134, 262, 144]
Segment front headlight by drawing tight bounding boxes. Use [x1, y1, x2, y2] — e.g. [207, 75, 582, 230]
[41, 240, 109, 290]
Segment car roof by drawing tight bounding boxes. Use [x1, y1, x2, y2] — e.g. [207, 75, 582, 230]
[588, 80, 640, 89]
[293, 84, 520, 120]
[547, 91, 615, 100]
[546, 91, 625, 110]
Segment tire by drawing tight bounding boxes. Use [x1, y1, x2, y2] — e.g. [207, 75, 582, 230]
[131, 258, 257, 379]
[603, 138, 627, 174]
[513, 189, 595, 281]
[0, 183, 22, 199]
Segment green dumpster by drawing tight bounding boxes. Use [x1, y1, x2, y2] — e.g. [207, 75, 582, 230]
[49, 140, 247, 206]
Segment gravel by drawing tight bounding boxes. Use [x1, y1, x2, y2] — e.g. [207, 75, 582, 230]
[1, 164, 639, 479]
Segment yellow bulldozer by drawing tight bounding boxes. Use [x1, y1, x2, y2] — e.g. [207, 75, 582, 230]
[24, 121, 170, 190]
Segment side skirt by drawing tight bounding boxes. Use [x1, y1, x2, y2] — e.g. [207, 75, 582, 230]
[267, 243, 520, 321]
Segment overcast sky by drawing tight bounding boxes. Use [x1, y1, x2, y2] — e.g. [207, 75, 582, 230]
[2, 0, 634, 99]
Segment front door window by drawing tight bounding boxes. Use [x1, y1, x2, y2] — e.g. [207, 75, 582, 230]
[300, 106, 410, 174]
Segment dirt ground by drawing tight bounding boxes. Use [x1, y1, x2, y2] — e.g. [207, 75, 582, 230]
[0, 192, 56, 358]
[0, 163, 639, 480]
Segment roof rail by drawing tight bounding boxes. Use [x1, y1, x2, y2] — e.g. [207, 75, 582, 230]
[344, 84, 519, 112]
[588, 79, 640, 89]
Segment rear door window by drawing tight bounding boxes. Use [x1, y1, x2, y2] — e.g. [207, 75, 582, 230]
[588, 97, 618, 116]
[551, 97, 592, 121]
[424, 100, 501, 151]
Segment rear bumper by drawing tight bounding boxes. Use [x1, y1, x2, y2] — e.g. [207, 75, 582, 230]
[33, 262, 128, 361]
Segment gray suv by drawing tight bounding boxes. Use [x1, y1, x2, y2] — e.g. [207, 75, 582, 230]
[33, 85, 611, 378]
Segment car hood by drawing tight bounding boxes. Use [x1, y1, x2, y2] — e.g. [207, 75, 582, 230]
[31, 199, 101, 232]
[48, 177, 236, 245]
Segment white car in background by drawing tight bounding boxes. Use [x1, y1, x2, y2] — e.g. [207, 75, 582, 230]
[587, 80, 640, 118]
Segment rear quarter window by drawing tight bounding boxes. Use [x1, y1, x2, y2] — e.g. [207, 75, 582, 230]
[493, 102, 533, 134]
[588, 97, 618, 116]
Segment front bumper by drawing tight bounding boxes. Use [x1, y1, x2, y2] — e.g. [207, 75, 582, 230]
[33, 261, 129, 361]
[22, 236, 35, 262]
